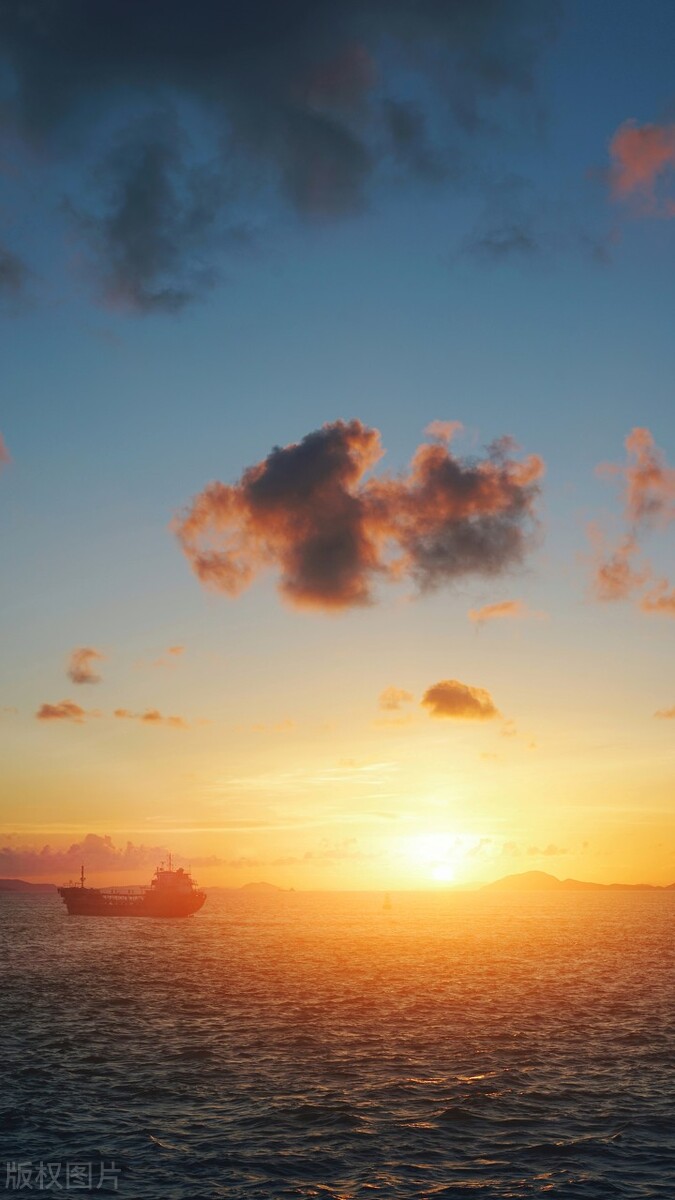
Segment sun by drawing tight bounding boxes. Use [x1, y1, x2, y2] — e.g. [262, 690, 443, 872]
[430, 863, 455, 884]
[402, 833, 461, 885]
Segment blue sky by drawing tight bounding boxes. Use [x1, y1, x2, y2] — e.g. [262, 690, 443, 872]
[1, 1, 675, 886]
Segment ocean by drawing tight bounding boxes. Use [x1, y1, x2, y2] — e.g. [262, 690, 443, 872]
[1, 889, 674, 1199]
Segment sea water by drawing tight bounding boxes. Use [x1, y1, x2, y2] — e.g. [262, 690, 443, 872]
[1, 889, 674, 1198]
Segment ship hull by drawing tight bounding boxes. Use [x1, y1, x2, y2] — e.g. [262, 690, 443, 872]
[57, 887, 206, 917]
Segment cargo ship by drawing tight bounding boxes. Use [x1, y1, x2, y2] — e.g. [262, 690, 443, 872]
[58, 858, 206, 918]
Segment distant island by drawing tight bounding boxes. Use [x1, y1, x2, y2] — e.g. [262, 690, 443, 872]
[482, 870, 675, 893]
[0, 879, 57, 893]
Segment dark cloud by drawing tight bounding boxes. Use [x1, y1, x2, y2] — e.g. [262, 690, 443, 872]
[0, 0, 557, 311]
[421, 678, 500, 720]
[0, 243, 29, 308]
[174, 419, 543, 611]
[67, 646, 105, 685]
[68, 114, 234, 312]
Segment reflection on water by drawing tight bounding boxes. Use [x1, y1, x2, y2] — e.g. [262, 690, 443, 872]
[1, 890, 674, 1198]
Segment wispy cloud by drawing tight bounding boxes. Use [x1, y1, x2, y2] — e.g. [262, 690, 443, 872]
[468, 598, 544, 625]
[378, 685, 414, 712]
[114, 708, 188, 730]
[589, 427, 675, 616]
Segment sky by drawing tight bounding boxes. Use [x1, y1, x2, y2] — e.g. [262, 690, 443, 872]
[1, 0, 675, 889]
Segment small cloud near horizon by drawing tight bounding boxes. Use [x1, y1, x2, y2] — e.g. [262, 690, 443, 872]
[0, 833, 223, 877]
[654, 705, 675, 720]
[421, 679, 500, 721]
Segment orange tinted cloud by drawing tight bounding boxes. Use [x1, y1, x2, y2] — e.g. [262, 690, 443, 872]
[468, 598, 542, 625]
[36, 699, 89, 723]
[654, 706, 675, 720]
[591, 429, 675, 611]
[67, 646, 105, 685]
[0, 433, 9, 467]
[589, 531, 647, 602]
[641, 581, 675, 616]
[175, 420, 543, 612]
[609, 120, 675, 213]
[114, 707, 188, 729]
[602, 427, 675, 525]
[379, 685, 414, 711]
[421, 679, 500, 720]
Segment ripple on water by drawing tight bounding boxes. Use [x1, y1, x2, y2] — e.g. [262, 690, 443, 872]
[1, 890, 675, 1199]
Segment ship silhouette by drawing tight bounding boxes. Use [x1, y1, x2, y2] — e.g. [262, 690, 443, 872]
[58, 856, 206, 918]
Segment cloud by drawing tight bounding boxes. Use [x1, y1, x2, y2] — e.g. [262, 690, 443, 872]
[67, 646, 105, 685]
[0, 433, 9, 468]
[527, 843, 568, 857]
[36, 699, 90, 723]
[468, 598, 542, 625]
[378, 686, 414, 712]
[421, 678, 500, 720]
[114, 708, 189, 730]
[175, 420, 543, 612]
[654, 706, 675, 720]
[590, 428, 675, 614]
[0, 244, 29, 306]
[69, 113, 234, 313]
[609, 119, 675, 215]
[146, 644, 187, 668]
[641, 581, 675, 616]
[0, 832, 223, 877]
[0, 0, 556, 311]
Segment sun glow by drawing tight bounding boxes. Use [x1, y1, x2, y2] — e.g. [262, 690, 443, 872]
[403, 832, 465, 885]
[431, 863, 456, 883]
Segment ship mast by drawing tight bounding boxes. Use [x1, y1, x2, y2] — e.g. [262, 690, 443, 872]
[80, 864, 85, 888]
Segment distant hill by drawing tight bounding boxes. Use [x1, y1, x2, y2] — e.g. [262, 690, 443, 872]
[239, 881, 284, 893]
[482, 870, 673, 892]
[0, 879, 57, 893]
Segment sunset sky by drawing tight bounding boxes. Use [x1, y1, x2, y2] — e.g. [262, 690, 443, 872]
[1, 0, 675, 888]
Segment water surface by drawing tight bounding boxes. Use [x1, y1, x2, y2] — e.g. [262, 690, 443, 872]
[2, 890, 674, 1198]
